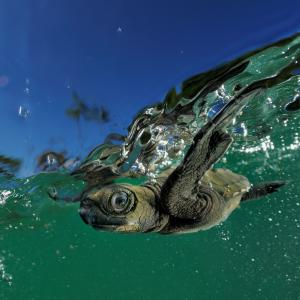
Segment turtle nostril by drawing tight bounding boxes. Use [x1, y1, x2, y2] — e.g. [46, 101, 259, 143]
[81, 198, 93, 207]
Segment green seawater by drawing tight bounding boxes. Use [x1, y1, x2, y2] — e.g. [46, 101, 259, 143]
[1, 35, 300, 300]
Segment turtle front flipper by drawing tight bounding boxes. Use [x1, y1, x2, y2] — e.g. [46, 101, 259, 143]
[172, 81, 257, 184]
[159, 88, 255, 233]
[159, 130, 236, 230]
[182, 129, 233, 180]
[241, 181, 286, 202]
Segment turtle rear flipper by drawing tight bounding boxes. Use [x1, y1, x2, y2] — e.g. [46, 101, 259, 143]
[241, 181, 286, 202]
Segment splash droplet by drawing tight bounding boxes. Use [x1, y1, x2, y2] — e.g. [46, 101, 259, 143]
[18, 105, 30, 119]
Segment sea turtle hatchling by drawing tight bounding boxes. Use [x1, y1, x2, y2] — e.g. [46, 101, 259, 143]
[79, 83, 285, 234]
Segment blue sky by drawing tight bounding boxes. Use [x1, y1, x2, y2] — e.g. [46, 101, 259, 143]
[0, 0, 299, 175]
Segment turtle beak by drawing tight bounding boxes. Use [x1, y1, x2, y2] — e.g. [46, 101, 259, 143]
[79, 198, 126, 230]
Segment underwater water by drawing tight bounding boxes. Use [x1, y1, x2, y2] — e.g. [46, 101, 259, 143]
[1, 1, 300, 299]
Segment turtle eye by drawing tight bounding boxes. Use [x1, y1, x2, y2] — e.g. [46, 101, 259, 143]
[110, 192, 130, 213]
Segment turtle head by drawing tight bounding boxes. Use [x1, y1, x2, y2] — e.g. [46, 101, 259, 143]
[79, 183, 168, 233]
